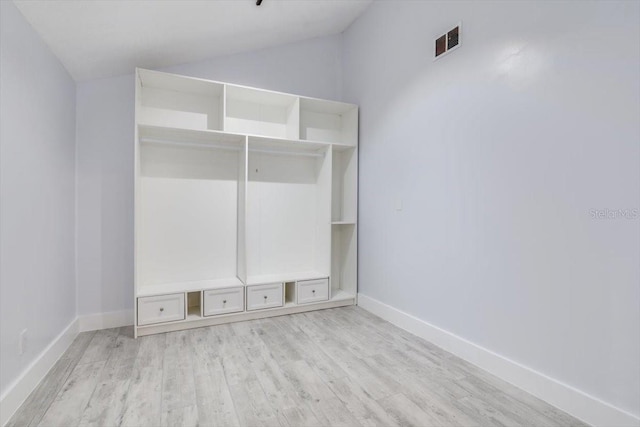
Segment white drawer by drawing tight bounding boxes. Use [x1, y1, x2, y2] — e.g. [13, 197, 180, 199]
[246, 283, 284, 311]
[137, 293, 185, 326]
[297, 278, 329, 304]
[203, 287, 244, 316]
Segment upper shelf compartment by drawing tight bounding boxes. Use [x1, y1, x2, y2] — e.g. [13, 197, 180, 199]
[300, 98, 358, 147]
[225, 85, 299, 140]
[137, 69, 224, 132]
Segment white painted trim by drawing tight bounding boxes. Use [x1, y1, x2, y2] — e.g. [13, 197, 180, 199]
[1, 310, 134, 426]
[0, 318, 79, 427]
[77, 310, 134, 332]
[357, 293, 640, 427]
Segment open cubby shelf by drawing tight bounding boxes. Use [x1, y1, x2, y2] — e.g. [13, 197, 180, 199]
[299, 98, 358, 145]
[138, 69, 225, 132]
[134, 69, 358, 337]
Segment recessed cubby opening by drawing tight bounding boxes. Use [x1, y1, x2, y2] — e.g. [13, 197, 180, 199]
[332, 146, 357, 223]
[137, 134, 245, 296]
[285, 282, 296, 304]
[331, 224, 357, 298]
[187, 292, 202, 319]
[245, 138, 331, 285]
[225, 85, 299, 139]
[138, 69, 224, 131]
[300, 98, 358, 145]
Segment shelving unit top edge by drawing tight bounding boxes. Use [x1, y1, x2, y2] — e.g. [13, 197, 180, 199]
[137, 68, 223, 95]
[136, 67, 357, 110]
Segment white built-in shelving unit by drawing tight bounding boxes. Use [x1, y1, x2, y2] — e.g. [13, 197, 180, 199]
[134, 69, 358, 337]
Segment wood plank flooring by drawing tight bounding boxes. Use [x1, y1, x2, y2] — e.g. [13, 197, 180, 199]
[7, 307, 587, 427]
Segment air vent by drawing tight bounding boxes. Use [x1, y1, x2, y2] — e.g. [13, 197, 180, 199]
[435, 23, 461, 59]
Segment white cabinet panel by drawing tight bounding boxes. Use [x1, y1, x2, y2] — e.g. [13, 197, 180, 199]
[297, 278, 329, 304]
[203, 287, 244, 316]
[137, 293, 185, 326]
[246, 283, 284, 311]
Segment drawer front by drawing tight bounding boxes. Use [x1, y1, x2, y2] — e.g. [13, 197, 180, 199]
[297, 278, 329, 304]
[137, 293, 185, 326]
[203, 287, 244, 316]
[246, 283, 284, 311]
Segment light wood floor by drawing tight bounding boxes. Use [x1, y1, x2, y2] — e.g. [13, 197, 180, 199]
[7, 307, 587, 427]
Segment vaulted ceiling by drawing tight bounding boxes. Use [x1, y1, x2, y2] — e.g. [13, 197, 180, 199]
[13, 0, 372, 81]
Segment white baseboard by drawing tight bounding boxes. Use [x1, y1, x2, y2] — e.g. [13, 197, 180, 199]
[0, 318, 79, 427]
[357, 293, 640, 427]
[0, 309, 134, 425]
[0, 310, 133, 426]
[78, 310, 133, 332]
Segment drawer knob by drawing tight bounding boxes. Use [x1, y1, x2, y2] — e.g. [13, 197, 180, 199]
[159, 307, 164, 312]
[312, 289, 316, 294]
[264, 295, 268, 300]
[223, 300, 227, 304]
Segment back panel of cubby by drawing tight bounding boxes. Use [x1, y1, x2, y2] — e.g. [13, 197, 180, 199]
[139, 86, 223, 131]
[246, 152, 320, 277]
[300, 110, 343, 142]
[236, 142, 248, 283]
[332, 148, 358, 222]
[331, 224, 357, 295]
[225, 99, 298, 139]
[139, 144, 240, 286]
[299, 102, 357, 145]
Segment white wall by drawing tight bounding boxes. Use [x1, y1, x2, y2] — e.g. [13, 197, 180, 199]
[76, 34, 343, 316]
[0, 1, 76, 396]
[343, 0, 639, 421]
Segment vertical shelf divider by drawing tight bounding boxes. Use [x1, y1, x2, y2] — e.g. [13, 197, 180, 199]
[288, 97, 301, 140]
[237, 136, 248, 285]
[221, 84, 227, 132]
[133, 69, 142, 338]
